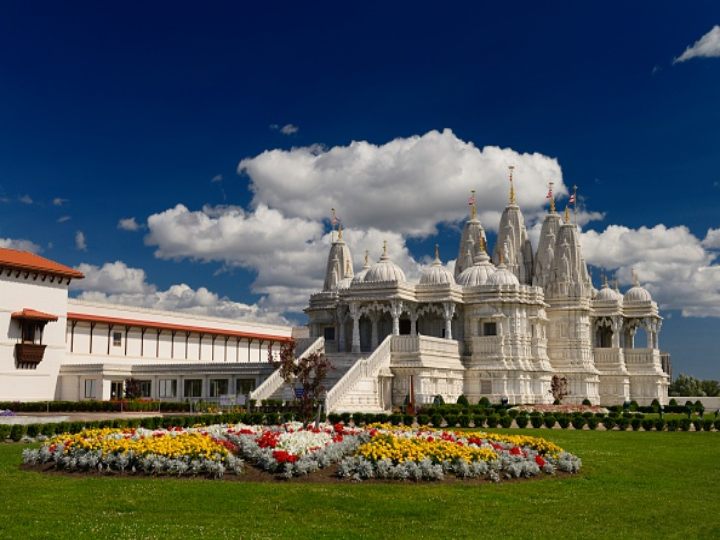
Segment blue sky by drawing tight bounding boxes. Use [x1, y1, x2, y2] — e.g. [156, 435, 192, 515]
[0, 2, 719, 378]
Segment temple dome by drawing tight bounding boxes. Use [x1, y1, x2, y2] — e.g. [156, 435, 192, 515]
[487, 262, 519, 286]
[623, 270, 652, 303]
[364, 243, 406, 283]
[457, 250, 496, 287]
[419, 245, 455, 286]
[595, 279, 622, 302]
[351, 251, 372, 284]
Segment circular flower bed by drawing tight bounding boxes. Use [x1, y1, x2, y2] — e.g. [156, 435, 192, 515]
[22, 422, 581, 482]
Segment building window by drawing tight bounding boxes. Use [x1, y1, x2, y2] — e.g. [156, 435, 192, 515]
[84, 379, 96, 399]
[113, 332, 122, 347]
[136, 380, 151, 398]
[482, 322, 497, 336]
[209, 378, 229, 397]
[184, 379, 202, 398]
[158, 379, 177, 398]
[480, 380, 492, 394]
[236, 378, 256, 395]
[323, 327, 335, 341]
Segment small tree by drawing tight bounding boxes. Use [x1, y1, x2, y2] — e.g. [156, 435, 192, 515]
[124, 378, 142, 400]
[550, 375, 569, 404]
[273, 339, 332, 423]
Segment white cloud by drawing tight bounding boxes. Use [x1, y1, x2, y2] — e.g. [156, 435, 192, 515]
[52, 197, 68, 206]
[239, 129, 565, 237]
[702, 228, 720, 249]
[72, 260, 289, 325]
[0, 237, 42, 253]
[117, 217, 142, 231]
[211, 174, 223, 183]
[580, 224, 720, 317]
[270, 123, 299, 135]
[674, 25, 720, 63]
[57, 216, 71, 223]
[75, 230, 87, 251]
[19, 195, 33, 205]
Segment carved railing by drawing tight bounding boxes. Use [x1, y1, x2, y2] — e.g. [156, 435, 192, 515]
[15, 343, 46, 366]
[473, 336, 502, 355]
[325, 335, 392, 413]
[250, 337, 324, 402]
[391, 334, 461, 356]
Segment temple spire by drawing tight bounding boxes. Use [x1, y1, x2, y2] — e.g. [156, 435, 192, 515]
[468, 189, 477, 219]
[337, 223, 343, 241]
[508, 165, 516, 204]
[564, 205, 570, 223]
[434, 243, 441, 262]
[548, 181, 556, 213]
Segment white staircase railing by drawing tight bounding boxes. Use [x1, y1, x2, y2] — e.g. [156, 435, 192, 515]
[325, 335, 393, 413]
[250, 336, 324, 402]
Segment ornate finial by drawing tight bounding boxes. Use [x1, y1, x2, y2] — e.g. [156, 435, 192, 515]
[330, 208, 337, 242]
[508, 165, 516, 204]
[468, 190, 477, 219]
[564, 205, 570, 223]
[337, 223, 343, 240]
[382, 240, 388, 258]
[363, 249, 369, 267]
[631, 267, 639, 287]
[434, 243, 440, 261]
[547, 181, 556, 213]
[602, 272, 608, 288]
[572, 185, 578, 224]
[479, 234, 487, 253]
[614, 278, 620, 293]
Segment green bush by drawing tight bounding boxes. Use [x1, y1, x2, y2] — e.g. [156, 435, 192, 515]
[679, 418, 692, 432]
[557, 416, 570, 429]
[654, 419, 666, 431]
[265, 413, 280, 426]
[631, 418, 641, 431]
[571, 417, 585, 430]
[486, 414, 499, 428]
[478, 397, 491, 407]
[650, 399, 661, 412]
[456, 395, 469, 406]
[616, 417, 630, 431]
[666, 419, 679, 432]
[403, 415, 414, 426]
[444, 414, 457, 427]
[500, 416, 513, 428]
[702, 419, 714, 431]
[692, 420, 703, 432]
[25, 424, 41, 438]
[515, 415, 529, 428]
[587, 417, 599, 430]
[641, 419, 655, 431]
[458, 415, 471, 428]
[327, 413, 341, 424]
[473, 415, 486, 428]
[340, 412, 352, 424]
[543, 415, 556, 429]
[530, 416, 543, 429]
[431, 414, 443, 427]
[433, 395, 445, 406]
[351, 413, 365, 425]
[41, 423, 56, 437]
[417, 414, 430, 426]
[507, 409, 519, 418]
[0, 425, 11, 440]
[9, 424, 25, 441]
[669, 398, 678, 407]
[715, 419, 720, 431]
[603, 417, 616, 430]
[581, 398, 592, 406]
[390, 414, 402, 426]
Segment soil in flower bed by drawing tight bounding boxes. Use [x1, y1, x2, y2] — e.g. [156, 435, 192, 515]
[21, 461, 571, 485]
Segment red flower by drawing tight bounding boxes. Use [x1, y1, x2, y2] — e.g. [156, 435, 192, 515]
[334, 422, 345, 434]
[510, 446, 522, 456]
[272, 450, 299, 463]
[535, 455, 546, 468]
[257, 431, 281, 449]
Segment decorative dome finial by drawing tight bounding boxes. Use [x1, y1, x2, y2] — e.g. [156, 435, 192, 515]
[602, 272, 609, 288]
[508, 165, 516, 204]
[434, 243, 441, 262]
[631, 267, 639, 287]
[363, 250, 369, 267]
[468, 189, 477, 219]
[381, 240, 388, 259]
[547, 181, 556, 213]
[564, 205, 570, 223]
[337, 223, 343, 240]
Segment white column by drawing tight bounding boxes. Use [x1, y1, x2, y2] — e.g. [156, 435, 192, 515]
[442, 302, 455, 340]
[390, 300, 403, 336]
[337, 307, 346, 352]
[350, 303, 361, 353]
[408, 305, 418, 336]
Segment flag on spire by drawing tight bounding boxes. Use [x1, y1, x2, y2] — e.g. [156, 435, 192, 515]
[568, 193, 576, 204]
[468, 193, 476, 206]
[546, 188, 553, 199]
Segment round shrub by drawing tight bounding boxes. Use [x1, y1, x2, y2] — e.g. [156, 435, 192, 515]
[715, 419, 720, 431]
[557, 416, 571, 429]
[456, 394, 469, 407]
[703, 419, 714, 431]
[431, 414, 443, 427]
[458, 415, 471, 428]
[692, 420, 703, 432]
[486, 414, 499, 428]
[679, 418, 691, 432]
[515, 415, 529, 428]
[571, 417, 585, 430]
[327, 413, 342, 424]
[587, 417, 599, 430]
[654, 418, 666, 431]
[9, 424, 25, 441]
[340, 412, 352, 424]
[25, 424, 40, 438]
[473, 415, 486, 428]
[0, 424, 11, 441]
[508, 409, 519, 419]
[616, 417, 630, 431]
[631, 418, 641, 431]
[582, 398, 592, 406]
[500, 416, 513, 428]
[603, 417, 616, 430]
[478, 397, 490, 407]
[265, 413, 280, 426]
[543, 415, 556, 429]
[530, 416, 543, 429]
[390, 414, 402, 426]
[351, 413, 365, 425]
[641, 419, 654, 431]
[666, 419, 679, 432]
[445, 414, 458, 427]
[417, 414, 430, 426]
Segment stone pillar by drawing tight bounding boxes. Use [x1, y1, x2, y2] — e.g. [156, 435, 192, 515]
[410, 311, 418, 336]
[611, 317, 622, 348]
[370, 312, 379, 350]
[337, 306, 346, 352]
[390, 300, 403, 336]
[350, 303, 361, 353]
[442, 302, 455, 340]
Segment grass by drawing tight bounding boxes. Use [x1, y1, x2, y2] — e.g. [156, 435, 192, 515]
[0, 430, 718, 539]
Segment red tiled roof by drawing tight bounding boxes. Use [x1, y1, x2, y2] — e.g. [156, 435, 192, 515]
[0, 248, 84, 279]
[66, 312, 292, 342]
[11, 308, 59, 321]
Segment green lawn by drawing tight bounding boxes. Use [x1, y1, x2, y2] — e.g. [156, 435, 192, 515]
[1, 430, 718, 539]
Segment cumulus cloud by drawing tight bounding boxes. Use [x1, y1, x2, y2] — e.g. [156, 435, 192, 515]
[702, 228, 720, 249]
[239, 129, 565, 237]
[674, 25, 720, 63]
[580, 224, 720, 317]
[0, 237, 42, 253]
[19, 195, 33, 205]
[117, 217, 142, 231]
[270, 123, 299, 135]
[72, 260, 289, 325]
[75, 231, 87, 251]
